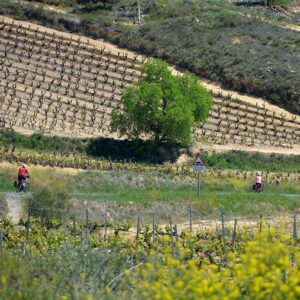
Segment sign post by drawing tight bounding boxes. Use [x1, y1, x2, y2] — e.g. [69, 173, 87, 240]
[193, 155, 206, 198]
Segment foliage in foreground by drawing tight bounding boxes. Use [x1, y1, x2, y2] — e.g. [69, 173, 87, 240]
[111, 59, 212, 146]
[123, 232, 300, 300]
[0, 218, 300, 299]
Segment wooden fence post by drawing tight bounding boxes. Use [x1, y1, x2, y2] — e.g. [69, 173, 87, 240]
[175, 224, 179, 242]
[0, 230, 3, 250]
[170, 216, 175, 258]
[232, 218, 237, 248]
[259, 214, 263, 233]
[26, 200, 31, 240]
[81, 231, 84, 245]
[136, 214, 140, 240]
[293, 211, 298, 241]
[85, 208, 89, 244]
[152, 212, 156, 243]
[73, 213, 76, 239]
[221, 212, 227, 265]
[104, 200, 108, 241]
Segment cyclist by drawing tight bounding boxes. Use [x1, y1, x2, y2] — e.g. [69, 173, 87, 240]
[18, 163, 30, 185]
[255, 172, 262, 192]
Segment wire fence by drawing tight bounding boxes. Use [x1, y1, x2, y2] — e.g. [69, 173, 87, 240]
[1, 200, 298, 247]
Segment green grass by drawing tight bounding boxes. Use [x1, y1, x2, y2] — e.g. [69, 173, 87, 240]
[1, 163, 299, 218]
[76, 187, 300, 217]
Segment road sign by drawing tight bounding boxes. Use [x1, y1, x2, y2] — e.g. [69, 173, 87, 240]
[195, 155, 205, 166]
[193, 155, 206, 197]
[193, 165, 206, 171]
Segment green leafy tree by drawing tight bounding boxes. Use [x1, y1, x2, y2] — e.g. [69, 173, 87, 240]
[111, 59, 212, 146]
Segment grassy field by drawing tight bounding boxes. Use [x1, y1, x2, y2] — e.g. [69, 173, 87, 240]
[1, 163, 299, 218]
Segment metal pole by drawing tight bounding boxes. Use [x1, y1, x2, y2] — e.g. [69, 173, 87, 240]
[197, 171, 200, 198]
[189, 205, 192, 234]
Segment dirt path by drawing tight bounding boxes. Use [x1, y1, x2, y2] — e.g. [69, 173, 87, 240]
[4, 193, 24, 223]
[194, 143, 300, 155]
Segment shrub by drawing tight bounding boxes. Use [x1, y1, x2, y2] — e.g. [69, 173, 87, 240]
[269, 0, 291, 8]
[25, 187, 71, 224]
[0, 195, 8, 219]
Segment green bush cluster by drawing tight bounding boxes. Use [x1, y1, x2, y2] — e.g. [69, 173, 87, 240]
[202, 150, 300, 172]
[0, 129, 85, 154]
[269, 0, 291, 8]
[25, 187, 71, 225]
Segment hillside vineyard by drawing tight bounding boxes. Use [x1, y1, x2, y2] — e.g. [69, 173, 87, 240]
[0, 17, 299, 149]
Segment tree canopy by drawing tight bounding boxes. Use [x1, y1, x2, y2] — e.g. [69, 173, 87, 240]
[111, 59, 212, 146]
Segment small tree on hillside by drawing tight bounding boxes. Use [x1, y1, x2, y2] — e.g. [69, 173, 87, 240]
[111, 59, 212, 146]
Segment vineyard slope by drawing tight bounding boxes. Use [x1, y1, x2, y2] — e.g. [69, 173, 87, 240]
[0, 16, 299, 155]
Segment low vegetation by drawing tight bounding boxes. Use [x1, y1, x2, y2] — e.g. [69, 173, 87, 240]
[0, 217, 299, 299]
[1, 128, 300, 171]
[0, 194, 7, 218]
[1, 163, 299, 218]
[25, 187, 71, 224]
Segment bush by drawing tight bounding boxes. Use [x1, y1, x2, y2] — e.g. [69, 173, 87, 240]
[26, 187, 71, 224]
[0, 195, 8, 219]
[270, 0, 291, 8]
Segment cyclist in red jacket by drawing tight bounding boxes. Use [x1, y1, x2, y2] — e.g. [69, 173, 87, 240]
[18, 163, 30, 184]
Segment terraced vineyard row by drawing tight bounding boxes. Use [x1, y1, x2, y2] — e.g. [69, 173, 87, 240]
[196, 93, 300, 148]
[0, 17, 142, 137]
[1, 147, 299, 184]
[0, 16, 299, 150]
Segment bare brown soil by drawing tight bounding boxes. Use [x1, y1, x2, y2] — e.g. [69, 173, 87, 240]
[0, 15, 299, 156]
